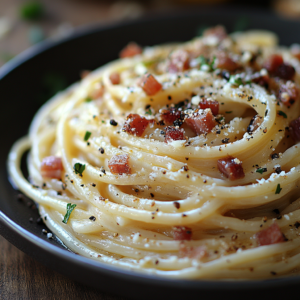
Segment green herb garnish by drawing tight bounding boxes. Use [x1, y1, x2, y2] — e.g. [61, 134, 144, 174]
[275, 184, 282, 194]
[84, 131, 91, 141]
[197, 55, 215, 72]
[225, 111, 233, 114]
[145, 108, 152, 115]
[229, 76, 243, 86]
[74, 163, 85, 176]
[20, 2, 43, 20]
[85, 97, 92, 102]
[62, 203, 77, 224]
[278, 111, 287, 118]
[256, 167, 267, 174]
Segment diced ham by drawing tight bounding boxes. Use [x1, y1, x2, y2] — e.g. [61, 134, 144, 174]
[274, 63, 295, 80]
[216, 51, 239, 72]
[199, 99, 219, 115]
[90, 84, 104, 99]
[41, 156, 63, 179]
[80, 70, 90, 79]
[164, 127, 185, 143]
[251, 72, 269, 87]
[168, 50, 190, 73]
[255, 222, 286, 246]
[290, 117, 300, 142]
[278, 81, 298, 107]
[119, 42, 142, 58]
[160, 109, 184, 125]
[122, 113, 154, 137]
[247, 115, 262, 133]
[291, 47, 300, 60]
[203, 26, 227, 40]
[108, 154, 131, 175]
[173, 226, 192, 240]
[185, 109, 216, 135]
[217, 156, 245, 180]
[263, 54, 284, 73]
[263, 54, 295, 80]
[109, 72, 120, 85]
[139, 73, 162, 96]
[179, 243, 207, 260]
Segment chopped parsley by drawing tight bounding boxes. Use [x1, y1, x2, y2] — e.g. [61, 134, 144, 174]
[84, 131, 91, 141]
[197, 55, 216, 72]
[278, 111, 287, 118]
[256, 167, 267, 174]
[229, 76, 243, 86]
[85, 97, 92, 102]
[229, 76, 251, 87]
[225, 111, 233, 114]
[145, 108, 152, 115]
[62, 203, 77, 224]
[73, 163, 85, 176]
[275, 184, 282, 194]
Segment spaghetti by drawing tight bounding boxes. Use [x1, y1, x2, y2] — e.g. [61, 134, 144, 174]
[8, 26, 300, 279]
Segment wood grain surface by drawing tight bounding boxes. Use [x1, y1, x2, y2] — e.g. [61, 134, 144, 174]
[0, 235, 126, 300]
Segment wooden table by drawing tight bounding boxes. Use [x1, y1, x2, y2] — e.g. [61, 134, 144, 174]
[0, 235, 125, 300]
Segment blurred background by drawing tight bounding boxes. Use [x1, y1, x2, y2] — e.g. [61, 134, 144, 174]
[0, 0, 299, 68]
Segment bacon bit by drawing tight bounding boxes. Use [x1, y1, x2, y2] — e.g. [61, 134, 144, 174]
[263, 54, 295, 80]
[90, 84, 104, 99]
[255, 222, 286, 246]
[185, 109, 216, 135]
[216, 51, 239, 72]
[80, 70, 90, 79]
[123, 113, 154, 137]
[217, 156, 245, 180]
[165, 127, 185, 143]
[263, 54, 284, 73]
[173, 226, 192, 240]
[278, 81, 298, 107]
[41, 156, 63, 179]
[119, 42, 142, 58]
[160, 109, 184, 125]
[251, 72, 269, 87]
[139, 73, 162, 96]
[203, 25, 227, 40]
[168, 50, 190, 73]
[275, 63, 295, 80]
[179, 243, 207, 260]
[109, 72, 120, 85]
[291, 47, 300, 60]
[199, 99, 219, 115]
[247, 115, 262, 133]
[290, 117, 300, 142]
[108, 154, 131, 175]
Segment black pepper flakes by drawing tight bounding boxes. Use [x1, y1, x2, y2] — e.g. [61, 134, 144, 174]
[221, 138, 230, 144]
[110, 119, 118, 126]
[89, 216, 96, 221]
[271, 153, 279, 160]
[294, 221, 300, 229]
[150, 193, 154, 198]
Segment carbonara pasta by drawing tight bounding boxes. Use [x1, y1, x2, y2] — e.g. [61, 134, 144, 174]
[8, 26, 300, 279]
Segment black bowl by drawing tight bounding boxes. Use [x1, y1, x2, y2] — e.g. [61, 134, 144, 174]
[1, 8, 300, 300]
